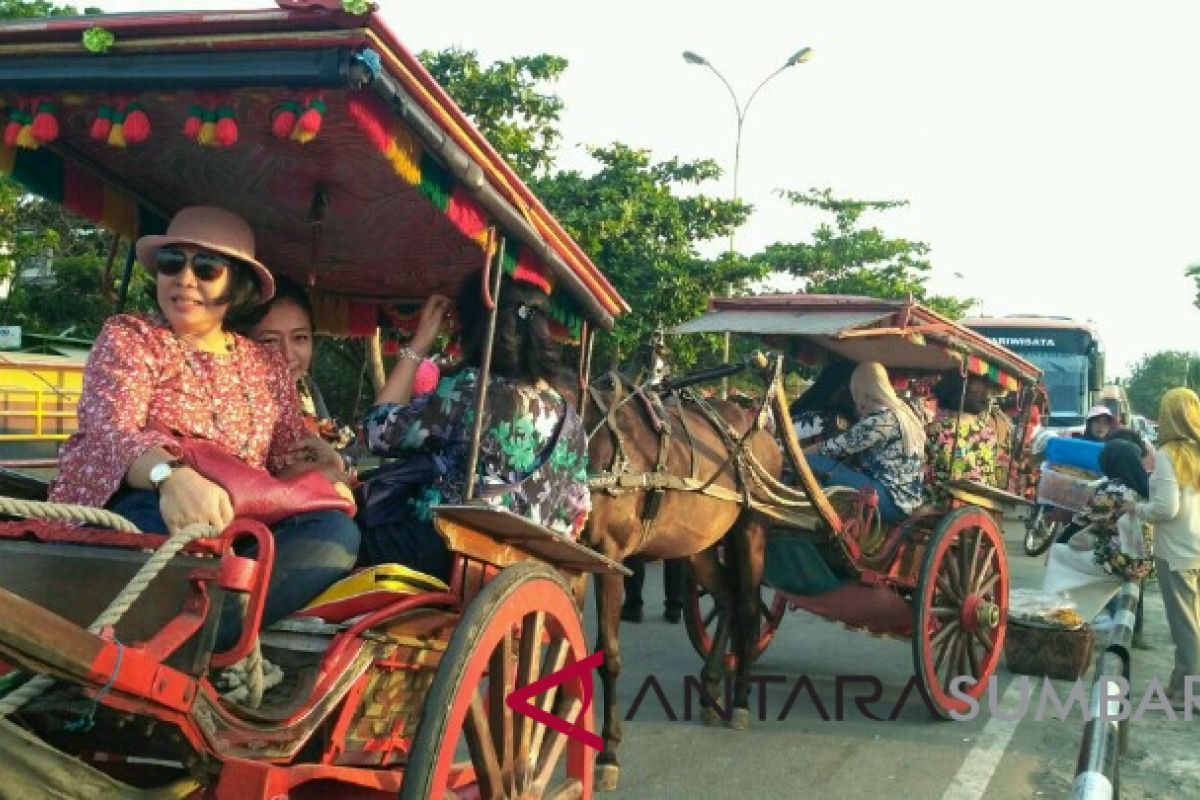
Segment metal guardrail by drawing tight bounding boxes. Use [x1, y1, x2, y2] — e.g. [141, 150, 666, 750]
[1071, 580, 1140, 800]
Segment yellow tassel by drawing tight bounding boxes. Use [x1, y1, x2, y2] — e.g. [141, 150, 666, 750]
[15, 125, 37, 149]
[197, 120, 216, 146]
[385, 122, 421, 185]
[291, 123, 317, 144]
[106, 122, 126, 148]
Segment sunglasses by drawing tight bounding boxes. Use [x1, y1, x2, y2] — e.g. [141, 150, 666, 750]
[153, 247, 233, 282]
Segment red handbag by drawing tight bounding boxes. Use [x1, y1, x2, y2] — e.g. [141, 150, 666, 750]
[172, 436, 355, 526]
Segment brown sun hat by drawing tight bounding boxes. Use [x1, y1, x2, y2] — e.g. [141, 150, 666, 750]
[135, 206, 275, 302]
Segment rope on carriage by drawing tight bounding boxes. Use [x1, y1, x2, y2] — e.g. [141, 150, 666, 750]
[0, 501, 266, 714]
[0, 497, 140, 533]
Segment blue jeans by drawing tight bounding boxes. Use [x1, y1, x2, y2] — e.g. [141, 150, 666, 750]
[805, 454, 904, 523]
[108, 490, 361, 651]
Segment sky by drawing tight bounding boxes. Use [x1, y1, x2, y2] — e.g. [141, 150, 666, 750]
[93, 0, 1200, 376]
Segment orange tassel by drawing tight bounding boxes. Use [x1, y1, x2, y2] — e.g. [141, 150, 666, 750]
[122, 103, 150, 143]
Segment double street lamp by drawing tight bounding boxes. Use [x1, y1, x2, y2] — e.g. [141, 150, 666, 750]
[682, 46, 814, 253]
[683, 46, 813, 394]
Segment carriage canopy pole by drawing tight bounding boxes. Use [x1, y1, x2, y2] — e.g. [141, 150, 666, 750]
[116, 239, 136, 314]
[463, 231, 505, 501]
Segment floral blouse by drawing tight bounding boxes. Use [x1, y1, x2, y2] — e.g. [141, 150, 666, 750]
[1071, 480, 1155, 580]
[363, 368, 590, 537]
[816, 407, 925, 513]
[50, 314, 308, 508]
[925, 413, 999, 502]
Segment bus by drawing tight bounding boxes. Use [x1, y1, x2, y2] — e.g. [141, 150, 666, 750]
[964, 316, 1104, 429]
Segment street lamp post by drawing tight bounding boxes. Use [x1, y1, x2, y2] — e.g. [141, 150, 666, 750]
[684, 46, 813, 395]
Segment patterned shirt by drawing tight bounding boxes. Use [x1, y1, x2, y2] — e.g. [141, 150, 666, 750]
[1072, 480, 1155, 579]
[363, 368, 590, 537]
[50, 314, 307, 508]
[816, 407, 925, 513]
[925, 412, 999, 502]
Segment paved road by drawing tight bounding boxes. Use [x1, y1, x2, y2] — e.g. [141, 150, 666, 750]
[582, 519, 1191, 800]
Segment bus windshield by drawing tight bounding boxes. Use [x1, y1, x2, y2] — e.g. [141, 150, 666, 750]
[1025, 351, 1088, 426]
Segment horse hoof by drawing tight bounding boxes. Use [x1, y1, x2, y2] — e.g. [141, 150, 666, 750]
[596, 763, 620, 791]
[728, 707, 750, 731]
[701, 707, 722, 727]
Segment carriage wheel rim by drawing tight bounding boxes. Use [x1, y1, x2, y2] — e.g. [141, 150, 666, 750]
[914, 509, 1008, 717]
[404, 566, 593, 799]
[685, 579, 786, 666]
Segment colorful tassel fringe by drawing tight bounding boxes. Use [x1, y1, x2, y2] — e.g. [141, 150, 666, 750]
[184, 97, 238, 148]
[3, 98, 59, 150]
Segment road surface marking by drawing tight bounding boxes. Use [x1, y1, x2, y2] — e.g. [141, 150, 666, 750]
[941, 678, 1024, 799]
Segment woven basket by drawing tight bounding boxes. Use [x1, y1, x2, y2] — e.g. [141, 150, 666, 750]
[1005, 621, 1095, 681]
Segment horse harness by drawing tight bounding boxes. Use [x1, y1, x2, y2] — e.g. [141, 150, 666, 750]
[586, 372, 764, 548]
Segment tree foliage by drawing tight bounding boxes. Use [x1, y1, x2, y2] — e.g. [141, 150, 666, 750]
[755, 188, 973, 318]
[420, 48, 567, 182]
[1124, 350, 1200, 418]
[535, 143, 760, 366]
[0, 0, 98, 19]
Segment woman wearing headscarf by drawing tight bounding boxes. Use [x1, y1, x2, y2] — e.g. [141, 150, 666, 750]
[1129, 387, 1200, 706]
[805, 361, 926, 522]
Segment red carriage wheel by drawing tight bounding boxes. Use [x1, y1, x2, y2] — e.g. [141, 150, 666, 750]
[683, 563, 786, 671]
[912, 506, 1009, 720]
[401, 562, 594, 800]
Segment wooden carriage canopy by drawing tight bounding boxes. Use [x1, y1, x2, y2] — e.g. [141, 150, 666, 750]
[0, 0, 628, 338]
[673, 294, 1043, 390]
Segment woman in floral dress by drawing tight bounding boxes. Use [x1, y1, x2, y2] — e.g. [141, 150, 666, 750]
[359, 271, 590, 579]
[50, 206, 360, 650]
[925, 371, 1001, 503]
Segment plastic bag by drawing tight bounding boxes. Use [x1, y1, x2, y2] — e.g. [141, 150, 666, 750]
[1008, 586, 1086, 630]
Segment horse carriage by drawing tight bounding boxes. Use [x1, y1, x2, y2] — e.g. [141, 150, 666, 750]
[663, 294, 1047, 720]
[0, 3, 631, 797]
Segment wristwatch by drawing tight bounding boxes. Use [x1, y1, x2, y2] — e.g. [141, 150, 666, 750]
[148, 458, 185, 493]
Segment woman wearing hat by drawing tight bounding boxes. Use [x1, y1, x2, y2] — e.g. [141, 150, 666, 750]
[1082, 405, 1117, 442]
[49, 206, 360, 650]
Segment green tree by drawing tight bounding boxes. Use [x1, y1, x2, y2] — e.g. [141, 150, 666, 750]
[1186, 262, 1200, 311]
[0, 1, 99, 19]
[755, 188, 973, 318]
[535, 143, 760, 367]
[1125, 350, 1200, 418]
[420, 48, 567, 182]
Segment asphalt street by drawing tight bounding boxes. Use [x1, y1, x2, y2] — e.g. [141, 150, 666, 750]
[583, 519, 1196, 800]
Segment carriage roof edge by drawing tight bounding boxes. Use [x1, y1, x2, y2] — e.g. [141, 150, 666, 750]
[0, 2, 628, 333]
[672, 293, 1044, 390]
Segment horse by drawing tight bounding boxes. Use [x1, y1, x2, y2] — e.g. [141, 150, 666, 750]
[579, 370, 782, 791]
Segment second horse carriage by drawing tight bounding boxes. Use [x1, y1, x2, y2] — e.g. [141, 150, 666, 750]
[0, 2, 630, 797]
[666, 294, 1047, 719]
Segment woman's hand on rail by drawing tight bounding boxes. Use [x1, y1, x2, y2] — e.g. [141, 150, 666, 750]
[410, 294, 452, 357]
[158, 468, 234, 534]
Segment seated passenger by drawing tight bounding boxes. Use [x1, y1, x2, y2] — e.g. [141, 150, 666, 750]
[48, 206, 360, 651]
[237, 275, 440, 475]
[805, 361, 926, 522]
[359, 271, 590, 580]
[925, 371, 1000, 500]
[789, 358, 857, 445]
